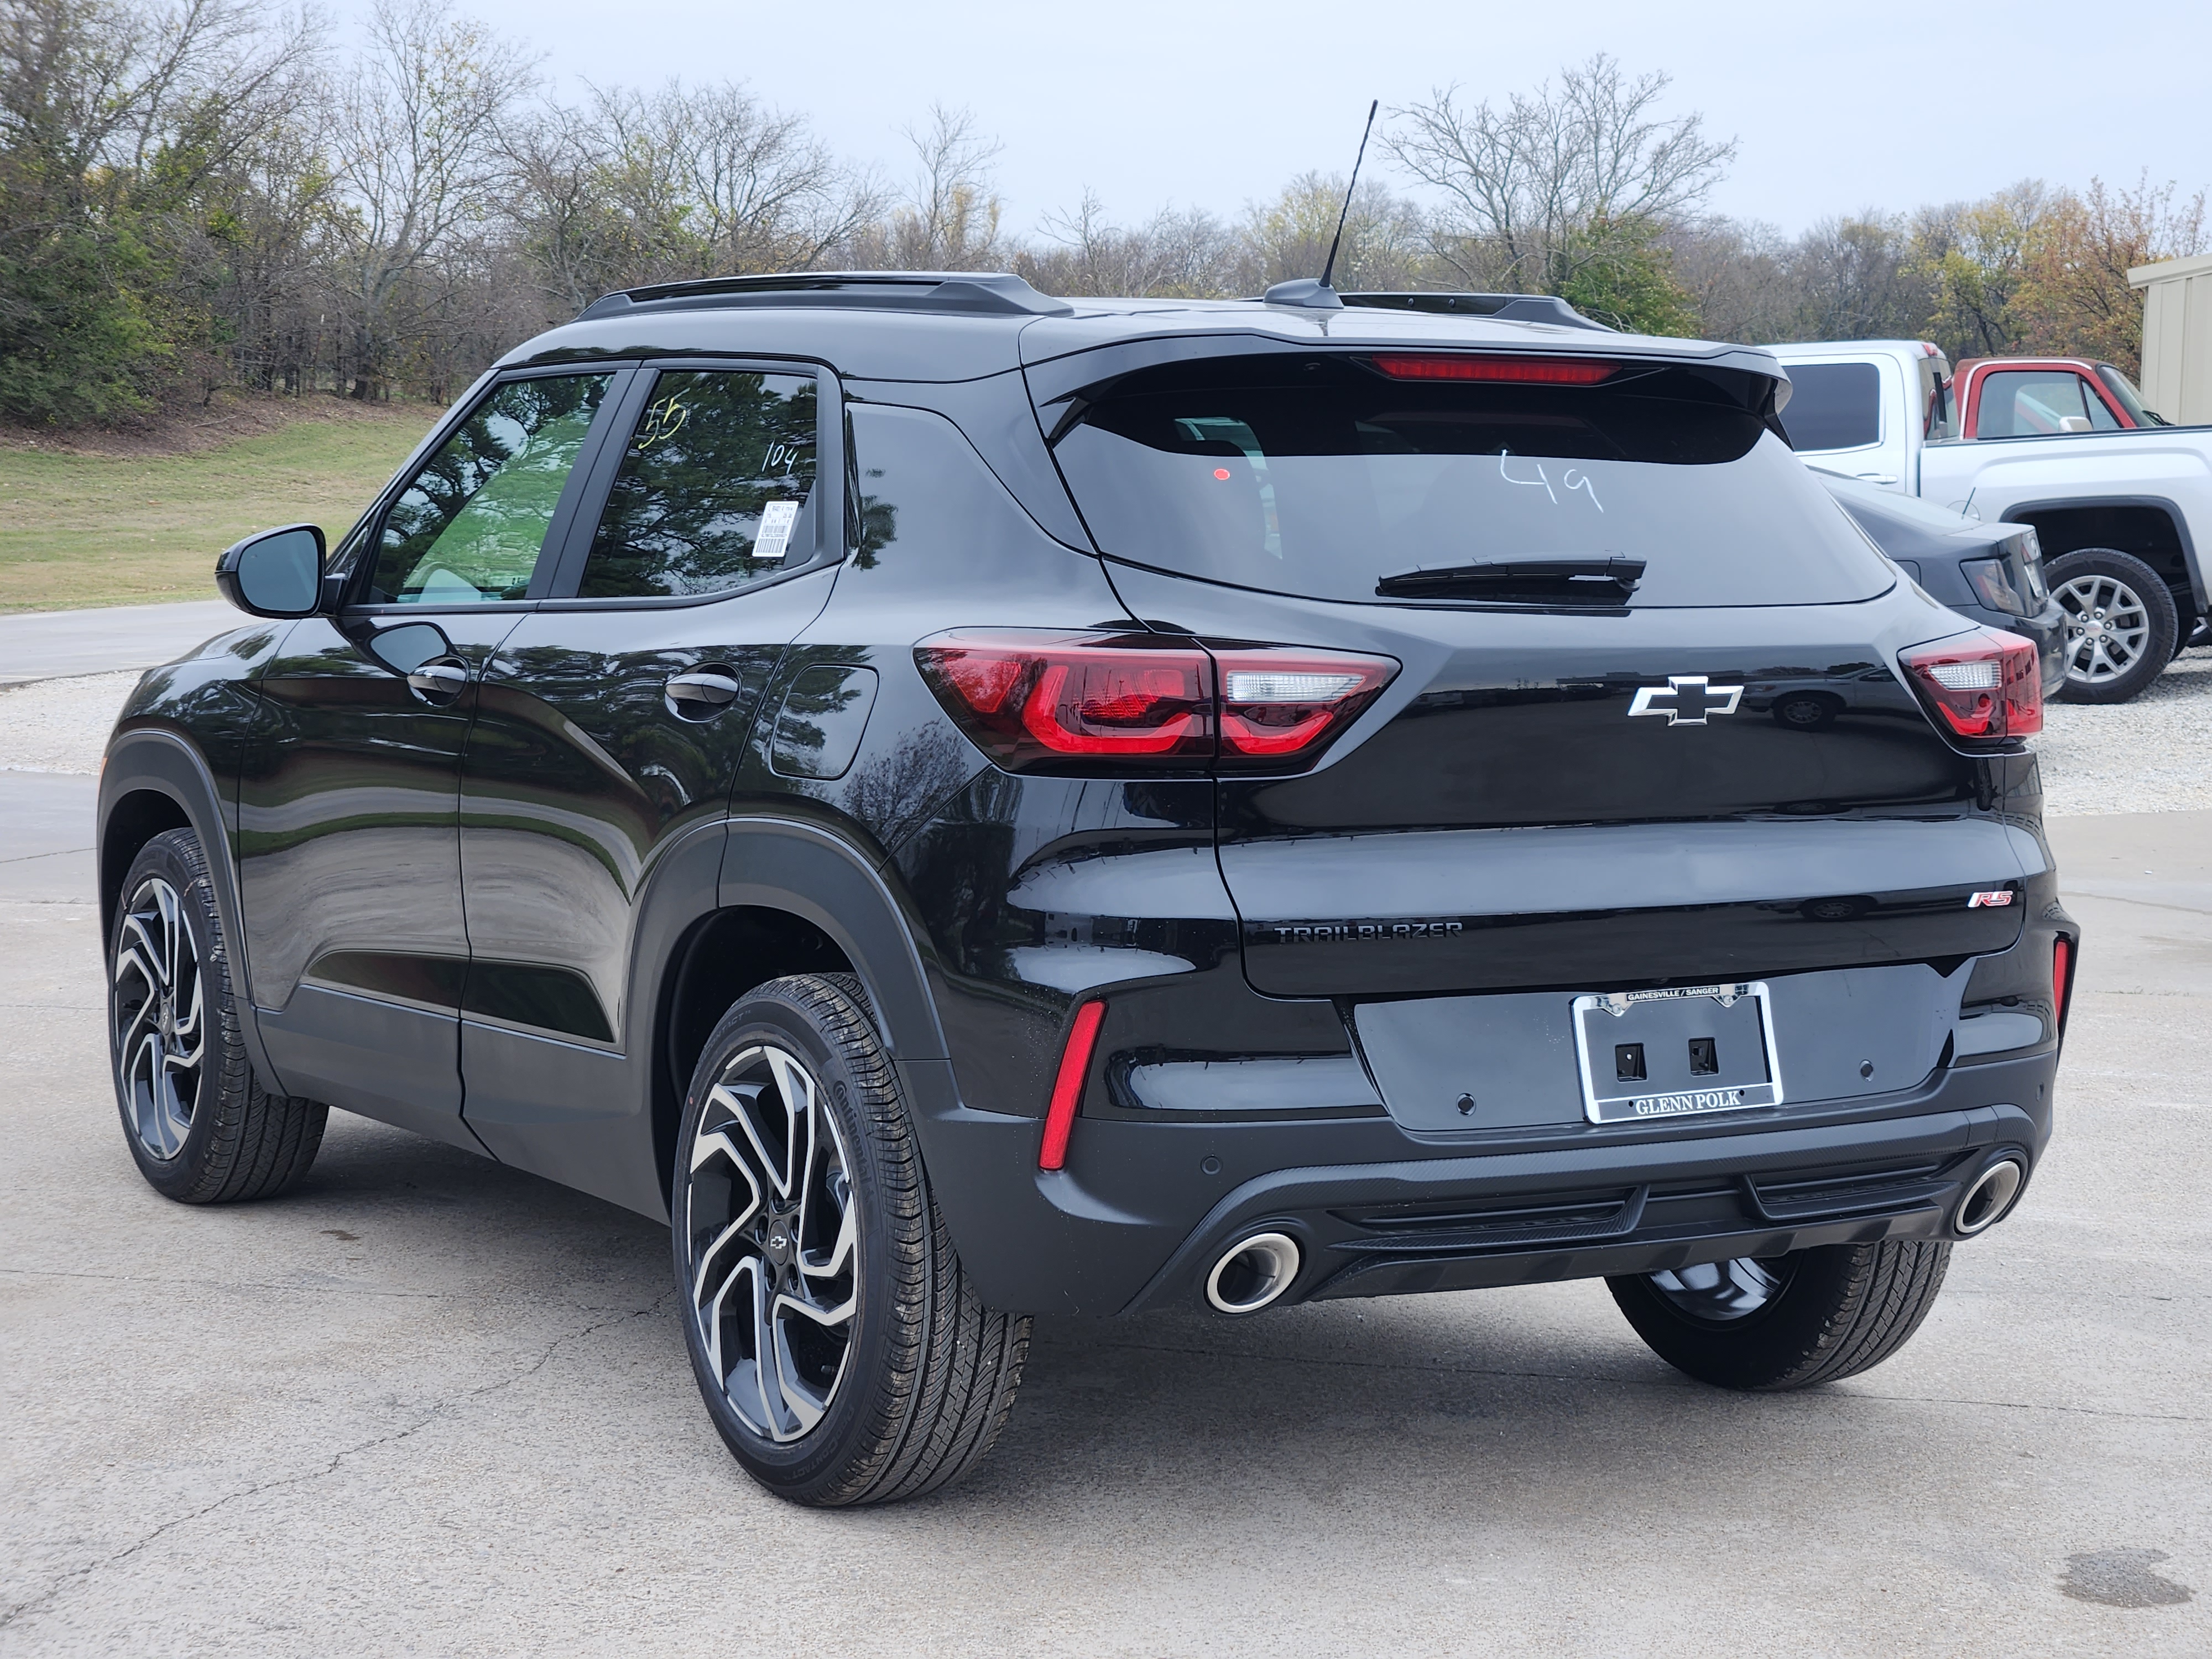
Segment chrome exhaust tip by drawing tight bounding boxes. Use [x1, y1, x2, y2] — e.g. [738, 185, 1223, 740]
[1204, 1232, 1302, 1314]
[1955, 1157, 2026, 1235]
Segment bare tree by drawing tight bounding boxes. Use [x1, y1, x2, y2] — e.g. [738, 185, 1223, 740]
[1387, 54, 1735, 294]
[1020, 188, 1236, 296]
[1662, 216, 1795, 342]
[1234, 171, 1430, 292]
[848, 103, 1003, 269]
[324, 0, 536, 397]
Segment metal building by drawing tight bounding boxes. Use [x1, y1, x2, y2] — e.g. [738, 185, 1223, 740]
[2128, 252, 2212, 424]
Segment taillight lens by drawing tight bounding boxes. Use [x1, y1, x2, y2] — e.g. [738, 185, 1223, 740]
[1214, 647, 1396, 767]
[2053, 936, 2073, 1035]
[916, 631, 1397, 774]
[1899, 628, 2042, 743]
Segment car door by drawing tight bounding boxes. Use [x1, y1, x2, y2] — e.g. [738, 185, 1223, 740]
[453, 361, 842, 1208]
[239, 366, 632, 1147]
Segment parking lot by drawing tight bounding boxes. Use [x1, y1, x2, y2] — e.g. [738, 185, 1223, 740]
[2, 617, 2208, 1656]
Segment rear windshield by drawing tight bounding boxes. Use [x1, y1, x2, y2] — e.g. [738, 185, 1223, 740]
[1776, 361, 1882, 451]
[1050, 353, 1892, 608]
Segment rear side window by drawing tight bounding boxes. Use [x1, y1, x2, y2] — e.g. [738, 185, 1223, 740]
[1777, 362, 1882, 451]
[1050, 354, 1892, 608]
[577, 369, 819, 599]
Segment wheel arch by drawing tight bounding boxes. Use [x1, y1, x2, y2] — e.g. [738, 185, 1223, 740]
[97, 729, 288, 1097]
[643, 817, 950, 1212]
[2007, 495, 2203, 615]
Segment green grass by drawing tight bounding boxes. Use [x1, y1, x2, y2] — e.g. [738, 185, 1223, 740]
[0, 404, 439, 612]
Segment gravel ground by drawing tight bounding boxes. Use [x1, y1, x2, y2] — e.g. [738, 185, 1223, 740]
[5, 650, 2208, 811]
[0, 670, 139, 774]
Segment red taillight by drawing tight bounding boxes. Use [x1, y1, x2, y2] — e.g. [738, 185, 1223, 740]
[1898, 628, 2042, 742]
[1366, 353, 1619, 385]
[916, 631, 1397, 774]
[2053, 936, 2072, 1034]
[1039, 1000, 1106, 1171]
[917, 633, 1214, 768]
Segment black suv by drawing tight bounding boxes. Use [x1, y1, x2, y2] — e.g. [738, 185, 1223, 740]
[99, 272, 2075, 1506]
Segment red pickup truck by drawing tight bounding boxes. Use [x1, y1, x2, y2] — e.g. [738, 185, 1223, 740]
[1951, 357, 2169, 438]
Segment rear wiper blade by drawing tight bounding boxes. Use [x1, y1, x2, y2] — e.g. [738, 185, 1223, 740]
[1375, 557, 1646, 601]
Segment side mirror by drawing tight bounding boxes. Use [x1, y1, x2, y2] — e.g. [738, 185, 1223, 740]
[216, 523, 326, 618]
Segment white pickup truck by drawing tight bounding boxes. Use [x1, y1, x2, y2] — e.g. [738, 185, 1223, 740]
[1766, 339, 2210, 702]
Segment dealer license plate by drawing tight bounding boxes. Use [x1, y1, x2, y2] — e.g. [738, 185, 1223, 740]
[1571, 982, 1784, 1125]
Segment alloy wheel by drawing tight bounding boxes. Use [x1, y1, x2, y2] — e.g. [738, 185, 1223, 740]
[112, 875, 206, 1161]
[683, 1043, 859, 1443]
[2056, 571, 2151, 687]
[1644, 1256, 1790, 1323]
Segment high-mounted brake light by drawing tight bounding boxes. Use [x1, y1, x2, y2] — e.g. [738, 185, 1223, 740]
[1039, 1000, 1106, 1171]
[916, 631, 1397, 774]
[1898, 628, 2042, 743]
[1366, 354, 1619, 385]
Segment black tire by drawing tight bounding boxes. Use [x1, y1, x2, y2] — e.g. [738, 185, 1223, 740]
[1607, 1239, 1950, 1391]
[108, 828, 327, 1202]
[672, 973, 1029, 1506]
[2046, 547, 2178, 703]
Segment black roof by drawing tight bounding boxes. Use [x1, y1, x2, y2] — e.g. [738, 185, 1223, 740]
[502, 270, 1788, 388]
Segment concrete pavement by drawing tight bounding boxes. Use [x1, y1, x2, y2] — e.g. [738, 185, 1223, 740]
[0, 776, 2204, 1655]
[0, 601, 235, 685]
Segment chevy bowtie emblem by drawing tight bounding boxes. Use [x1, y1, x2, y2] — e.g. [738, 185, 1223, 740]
[1627, 675, 1744, 726]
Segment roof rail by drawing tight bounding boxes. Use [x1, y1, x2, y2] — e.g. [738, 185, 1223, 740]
[577, 270, 1074, 322]
[1337, 291, 1614, 332]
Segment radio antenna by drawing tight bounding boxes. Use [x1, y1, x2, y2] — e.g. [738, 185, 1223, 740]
[1318, 100, 1380, 291]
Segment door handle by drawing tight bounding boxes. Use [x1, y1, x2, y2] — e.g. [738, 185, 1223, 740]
[666, 667, 743, 718]
[406, 658, 470, 703]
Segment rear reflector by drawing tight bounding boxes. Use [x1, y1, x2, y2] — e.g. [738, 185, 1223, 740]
[917, 630, 1397, 774]
[1039, 1000, 1107, 1171]
[2053, 937, 2072, 1034]
[1366, 353, 1620, 385]
[1899, 628, 2042, 742]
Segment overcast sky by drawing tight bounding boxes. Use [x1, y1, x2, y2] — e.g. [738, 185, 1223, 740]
[401, 0, 2209, 240]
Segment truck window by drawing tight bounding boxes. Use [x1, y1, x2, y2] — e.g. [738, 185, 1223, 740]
[1977, 371, 2119, 437]
[1776, 363, 1881, 451]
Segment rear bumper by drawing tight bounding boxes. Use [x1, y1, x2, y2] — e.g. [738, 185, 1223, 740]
[905, 1047, 2057, 1318]
[1959, 594, 2067, 695]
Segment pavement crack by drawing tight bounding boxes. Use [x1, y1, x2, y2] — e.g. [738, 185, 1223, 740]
[0, 1290, 674, 1634]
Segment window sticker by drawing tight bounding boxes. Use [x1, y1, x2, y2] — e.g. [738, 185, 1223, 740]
[755, 499, 801, 562]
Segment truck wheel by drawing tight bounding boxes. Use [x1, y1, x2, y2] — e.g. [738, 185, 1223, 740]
[1606, 1239, 1950, 1390]
[672, 973, 1030, 1506]
[109, 828, 328, 1202]
[2047, 547, 2177, 702]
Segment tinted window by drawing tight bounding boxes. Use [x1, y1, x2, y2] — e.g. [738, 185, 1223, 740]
[1051, 354, 1891, 608]
[367, 374, 612, 604]
[1777, 362, 1882, 451]
[1977, 371, 2117, 437]
[2095, 364, 2163, 425]
[577, 369, 818, 599]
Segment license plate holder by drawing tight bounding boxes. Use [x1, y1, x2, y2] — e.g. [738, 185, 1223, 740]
[1572, 982, 1783, 1124]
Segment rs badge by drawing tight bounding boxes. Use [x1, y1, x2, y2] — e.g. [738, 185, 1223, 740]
[1627, 675, 1744, 726]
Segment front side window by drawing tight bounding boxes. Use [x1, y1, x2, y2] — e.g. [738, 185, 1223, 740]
[577, 369, 819, 599]
[2095, 363, 2164, 425]
[1977, 371, 2118, 437]
[366, 374, 613, 604]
